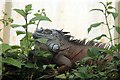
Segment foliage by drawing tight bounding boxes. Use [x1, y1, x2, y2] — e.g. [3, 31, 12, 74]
[1, 4, 54, 80]
[1, 2, 120, 80]
[88, 2, 119, 45]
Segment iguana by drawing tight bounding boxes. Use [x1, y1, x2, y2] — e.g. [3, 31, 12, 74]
[33, 28, 112, 73]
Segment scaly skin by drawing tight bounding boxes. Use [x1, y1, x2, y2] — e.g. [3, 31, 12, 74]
[33, 28, 112, 73]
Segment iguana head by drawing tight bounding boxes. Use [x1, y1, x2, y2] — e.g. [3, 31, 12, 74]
[33, 28, 60, 40]
[33, 28, 61, 52]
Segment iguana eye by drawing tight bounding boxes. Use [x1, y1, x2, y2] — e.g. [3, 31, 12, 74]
[36, 29, 43, 33]
[43, 29, 52, 34]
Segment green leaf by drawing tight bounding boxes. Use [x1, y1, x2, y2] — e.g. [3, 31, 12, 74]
[78, 67, 87, 73]
[114, 26, 120, 34]
[56, 74, 66, 79]
[30, 15, 51, 22]
[14, 9, 26, 17]
[87, 49, 95, 58]
[46, 64, 55, 69]
[38, 50, 52, 58]
[92, 34, 107, 41]
[25, 62, 38, 69]
[11, 45, 21, 49]
[2, 43, 11, 52]
[108, 6, 114, 9]
[74, 72, 87, 78]
[91, 47, 100, 55]
[110, 45, 117, 51]
[11, 24, 21, 28]
[43, 64, 55, 70]
[25, 4, 32, 12]
[16, 31, 25, 36]
[87, 48, 100, 58]
[42, 9, 45, 12]
[115, 44, 120, 51]
[81, 57, 93, 63]
[2, 58, 23, 68]
[111, 12, 118, 19]
[99, 48, 113, 55]
[107, 11, 111, 14]
[90, 9, 103, 12]
[107, 2, 112, 5]
[34, 13, 41, 16]
[88, 22, 103, 33]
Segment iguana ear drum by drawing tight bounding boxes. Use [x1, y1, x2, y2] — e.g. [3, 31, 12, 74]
[43, 29, 52, 34]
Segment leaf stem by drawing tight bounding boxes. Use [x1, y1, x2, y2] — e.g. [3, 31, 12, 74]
[104, 6, 113, 45]
[36, 20, 40, 30]
[25, 16, 29, 51]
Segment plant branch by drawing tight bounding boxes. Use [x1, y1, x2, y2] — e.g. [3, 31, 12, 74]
[36, 20, 40, 30]
[104, 7, 113, 45]
[25, 16, 29, 50]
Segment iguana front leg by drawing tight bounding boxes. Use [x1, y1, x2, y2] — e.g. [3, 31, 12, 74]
[54, 54, 72, 73]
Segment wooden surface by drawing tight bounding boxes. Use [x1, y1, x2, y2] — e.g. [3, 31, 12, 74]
[3, 1, 12, 44]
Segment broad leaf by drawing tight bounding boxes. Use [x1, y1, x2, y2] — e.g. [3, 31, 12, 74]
[16, 31, 26, 36]
[108, 6, 114, 9]
[43, 64, 55, 70]
[2, 43, 11, 52]
[78, 67, 87, 73]
[111, 12, 118, 20]
[99, 48, 113, 55]
[34, 13, 41, 16]
[14, 9, 26, 17]
[74, 72, 88, 78]
[87, 49, 96, 58]
[114, 26, 120, 34]
[56, 74, 66, 79]
[90, 9, 103, 12]
[30, 15, 51, 22]
[11, 24, 21, 28]
[88, 22, 103, 33]
[110, 45, 118, 51]
[87, 48, 100, 58]
[25, 62, 38, 69]
[117, 44, 120, 51]
[20, 37, 27, 47]
[92, 34, 107, 41]
[2, 58, 23, 68]
[38, 50, 52, 58]
[11, 45, 21, 49]
[81, 57, 93, 63]
[25, 4, 32, 12]
[107, 2, 112, 5]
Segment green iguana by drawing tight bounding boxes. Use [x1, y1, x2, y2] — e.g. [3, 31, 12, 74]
[33, 28, 112, 73]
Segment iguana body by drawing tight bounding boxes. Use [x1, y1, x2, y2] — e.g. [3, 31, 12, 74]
[33, 28, 112, 73]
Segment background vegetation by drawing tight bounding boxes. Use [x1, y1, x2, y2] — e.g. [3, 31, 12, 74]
[0, 1, 120, 80]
